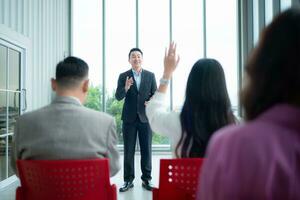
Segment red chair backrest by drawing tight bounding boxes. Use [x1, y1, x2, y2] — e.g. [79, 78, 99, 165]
[156, 158, 204, 200]
[16, 159, 115, 200]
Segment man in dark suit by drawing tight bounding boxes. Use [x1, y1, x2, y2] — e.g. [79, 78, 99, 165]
[115, 48, 157, 192]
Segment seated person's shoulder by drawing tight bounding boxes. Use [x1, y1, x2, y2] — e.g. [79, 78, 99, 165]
[81, 106, 114, 121]
[211, 124, 243, 142]
[18, 105, 52, 121]
[209, 121, 273, 157]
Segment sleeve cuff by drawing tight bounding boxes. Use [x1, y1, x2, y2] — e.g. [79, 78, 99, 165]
[153, 91, 167, 101]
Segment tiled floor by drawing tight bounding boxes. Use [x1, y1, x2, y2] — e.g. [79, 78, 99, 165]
[0, 153, 171, 200]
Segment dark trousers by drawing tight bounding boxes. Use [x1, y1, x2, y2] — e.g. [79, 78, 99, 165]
[122, 117, 152, 182]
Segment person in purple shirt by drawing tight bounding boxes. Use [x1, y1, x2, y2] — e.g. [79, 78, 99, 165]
[197, 8, 300, 200]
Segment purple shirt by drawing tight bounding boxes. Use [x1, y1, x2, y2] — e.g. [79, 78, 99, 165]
[198, 104, 300, 200]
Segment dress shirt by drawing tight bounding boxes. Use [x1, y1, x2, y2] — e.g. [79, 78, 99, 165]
[132, 69, 142, 91]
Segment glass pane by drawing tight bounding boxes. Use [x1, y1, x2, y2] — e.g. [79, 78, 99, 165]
[206, 0, 238, 113]
[0, 91, 7, 181]
[0, 135, 7, 181]
[139, 0, 169, 145]
[172, 0, 204, 110]
[72, 0, 103, 111]
[8, 92, 20, 178]
[0, 44, 7, 90]
[265, 0, 273, 25]
[0, 91, 6, 136]
[8, 48, 20, 91]
[8, 134, 13, 177]
[281, 0, 291, 11]
[84, 86, 102, 111]
[8, 92, 20, 134]
[106, 0, 135, 145]
[253, 0, 260, 45]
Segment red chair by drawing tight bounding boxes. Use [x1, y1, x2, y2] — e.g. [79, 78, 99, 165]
[16, 159, 116, 200]
[153, 158, 204, 200]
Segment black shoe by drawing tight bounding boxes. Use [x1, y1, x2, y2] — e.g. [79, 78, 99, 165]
[119, 181, 134, 192]
[142, 180, 154, 191]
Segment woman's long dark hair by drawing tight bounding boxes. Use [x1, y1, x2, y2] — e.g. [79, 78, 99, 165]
[175, 59, 235, 158]
[241, 8, 300, 120]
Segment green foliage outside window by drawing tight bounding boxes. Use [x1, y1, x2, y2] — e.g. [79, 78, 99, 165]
[84, 86, 102, 111]
[105, 95, 124, 143]
[152, 133, 169, 144]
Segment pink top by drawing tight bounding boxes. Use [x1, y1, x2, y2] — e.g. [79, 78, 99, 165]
[198, 104, 300, 200]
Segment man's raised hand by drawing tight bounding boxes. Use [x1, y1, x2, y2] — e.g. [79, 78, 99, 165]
[125, 76, 134, 92]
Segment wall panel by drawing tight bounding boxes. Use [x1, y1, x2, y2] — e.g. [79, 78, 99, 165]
[0, 0, 70, 111]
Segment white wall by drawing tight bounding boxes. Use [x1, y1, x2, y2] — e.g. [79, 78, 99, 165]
[0, 0, 70, 111]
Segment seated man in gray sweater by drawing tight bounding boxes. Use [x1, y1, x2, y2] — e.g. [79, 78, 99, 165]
[11, 56, 120, 176]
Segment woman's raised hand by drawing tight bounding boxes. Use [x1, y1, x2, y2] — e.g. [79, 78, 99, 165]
[163, 42, 180, 79]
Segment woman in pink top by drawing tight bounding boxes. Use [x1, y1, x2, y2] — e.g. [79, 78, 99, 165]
[198, 8, 300, 200]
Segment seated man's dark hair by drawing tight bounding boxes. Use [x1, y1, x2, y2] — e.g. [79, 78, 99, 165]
[55, 56, 89, 88]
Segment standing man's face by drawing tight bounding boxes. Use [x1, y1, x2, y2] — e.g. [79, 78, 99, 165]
[129, 51, 143, 71]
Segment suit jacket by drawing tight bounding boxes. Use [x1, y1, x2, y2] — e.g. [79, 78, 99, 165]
[115, 69, 157, 123]
[11, 96, 120, 176]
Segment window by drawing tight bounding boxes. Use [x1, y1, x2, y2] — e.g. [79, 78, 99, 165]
[172, 0, 204, 111]
[0, 42, 22, 181]
[253, 0, 260, 44]
[72, 0, 240, 148]
[139, 0, 169, 145]
[105, 0, 135, 144]
[265, 0, 273, 25]
[206, 0, 238, 112]
[72, 0, 103, 111]
[281, 0, 292, 11]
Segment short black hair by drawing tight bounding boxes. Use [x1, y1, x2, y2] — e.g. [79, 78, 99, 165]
[128, 48, 143, 59]
[55, 56, 89, 88]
